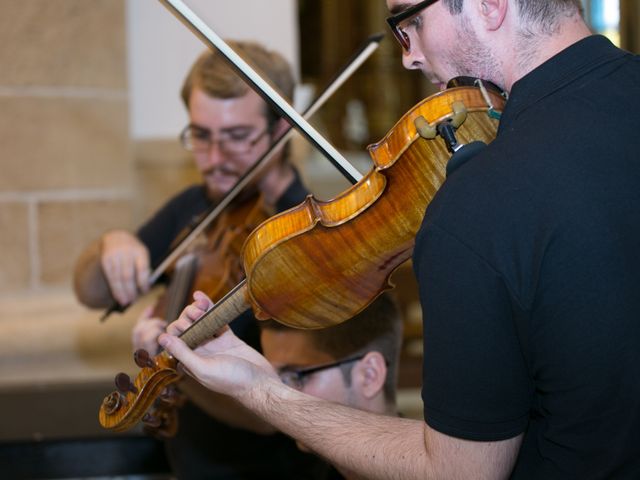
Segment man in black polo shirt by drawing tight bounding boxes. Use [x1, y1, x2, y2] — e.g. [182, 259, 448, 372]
[159, 1, 640, 478]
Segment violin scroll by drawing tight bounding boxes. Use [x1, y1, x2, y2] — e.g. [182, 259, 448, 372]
[98, 349, 182, 433]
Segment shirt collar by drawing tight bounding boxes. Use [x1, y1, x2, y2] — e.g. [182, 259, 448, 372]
[499, 35, 628, 129]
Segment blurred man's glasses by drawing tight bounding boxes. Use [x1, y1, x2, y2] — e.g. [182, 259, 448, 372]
[278, 355, 365, 390]
[180, 124, 269, 156]
[386, 0, 439, 52]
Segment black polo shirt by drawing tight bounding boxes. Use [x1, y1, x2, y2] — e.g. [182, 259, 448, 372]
[414, 35, 640, 478]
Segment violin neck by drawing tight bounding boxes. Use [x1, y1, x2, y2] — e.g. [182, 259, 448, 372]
[178, 280, 250, 349]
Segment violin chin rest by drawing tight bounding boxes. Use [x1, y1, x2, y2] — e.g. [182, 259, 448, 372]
[446, 141, 488, 176]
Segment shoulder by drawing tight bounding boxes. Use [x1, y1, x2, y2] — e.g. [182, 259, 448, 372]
[149, 184, 211, 222]
[137, 184, 211, 243]
[275, 168, 308, 212]
[164, 184, 209, 209]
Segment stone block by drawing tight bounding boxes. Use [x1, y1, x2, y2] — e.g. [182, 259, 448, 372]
[0, 96, 131, 191]
[0, 0, 126, 89]
[0, 202, 30, 292]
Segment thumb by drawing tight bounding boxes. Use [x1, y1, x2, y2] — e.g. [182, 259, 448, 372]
[158, 333, 200, 376]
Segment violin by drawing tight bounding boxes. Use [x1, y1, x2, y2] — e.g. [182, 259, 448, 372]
[137, 193, 268, 438]
[99, 80, 506, 433]
[155, 192, 269, 323]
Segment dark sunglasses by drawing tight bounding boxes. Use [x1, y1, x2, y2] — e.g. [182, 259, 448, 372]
[386, 0, 440, 52]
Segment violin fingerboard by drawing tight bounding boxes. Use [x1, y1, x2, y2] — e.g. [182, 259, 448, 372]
[179, 281, 250, 348]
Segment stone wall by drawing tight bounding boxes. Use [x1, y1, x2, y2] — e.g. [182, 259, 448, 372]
[0, 1, 206, 443]
[0, 0, 140, 396]
[0, 0, 130, 294]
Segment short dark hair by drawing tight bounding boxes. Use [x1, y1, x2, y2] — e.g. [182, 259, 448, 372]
[180, 40, 295, 130]
[261, 293, 404, 405]
[442, 0, 583, 32]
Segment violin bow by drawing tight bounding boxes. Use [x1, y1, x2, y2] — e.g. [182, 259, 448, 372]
[100, 14, 384, 321]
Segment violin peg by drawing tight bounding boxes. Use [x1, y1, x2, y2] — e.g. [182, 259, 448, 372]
[157, 386, 183, 407]
[142, 412, 162, 428]
[134, 349, 156, 369]
[115, 372, 138, 395]
[159, 387, 175, 400]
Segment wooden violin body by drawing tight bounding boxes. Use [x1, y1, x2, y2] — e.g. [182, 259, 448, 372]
[245, 85, 504, 328]
[99, 83, 505, 433]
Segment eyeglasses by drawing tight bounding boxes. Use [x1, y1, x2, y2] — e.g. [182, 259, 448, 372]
[179, 124, 269, 156]
[386, 0, 439, 52]
[277, 355, 365, 390]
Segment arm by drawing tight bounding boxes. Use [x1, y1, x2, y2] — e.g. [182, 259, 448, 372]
[158, 294, 522, 480]
[73, 237, 113, 308]
[73, 229, 150, 308]
[248, 380, 522, 480]
[178, 377, 277, 435]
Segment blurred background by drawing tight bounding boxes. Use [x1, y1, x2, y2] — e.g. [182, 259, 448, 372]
[0, 0, 637, 477]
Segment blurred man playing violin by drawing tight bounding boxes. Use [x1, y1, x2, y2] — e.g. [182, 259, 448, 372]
[159, 1, 640, 479]
[74, 41, 299, 310]
[73, 41, 328, 479]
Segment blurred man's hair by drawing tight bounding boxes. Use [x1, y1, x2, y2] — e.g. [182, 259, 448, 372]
[181, 40, 295, 130]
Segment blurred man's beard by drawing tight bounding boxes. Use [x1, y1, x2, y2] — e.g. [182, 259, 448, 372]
[203, 165, 241, 201]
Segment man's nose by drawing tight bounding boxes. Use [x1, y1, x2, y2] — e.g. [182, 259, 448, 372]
[402, 47, 422, 71]
[203, 141, 225, 167]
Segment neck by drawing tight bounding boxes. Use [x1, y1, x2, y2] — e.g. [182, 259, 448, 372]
[259, 159, 295, 206]
[501, 14, 592, 92]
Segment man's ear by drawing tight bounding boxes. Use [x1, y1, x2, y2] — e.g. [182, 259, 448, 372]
[476, 0, 508, 31]
[353, 351, 387, 399]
